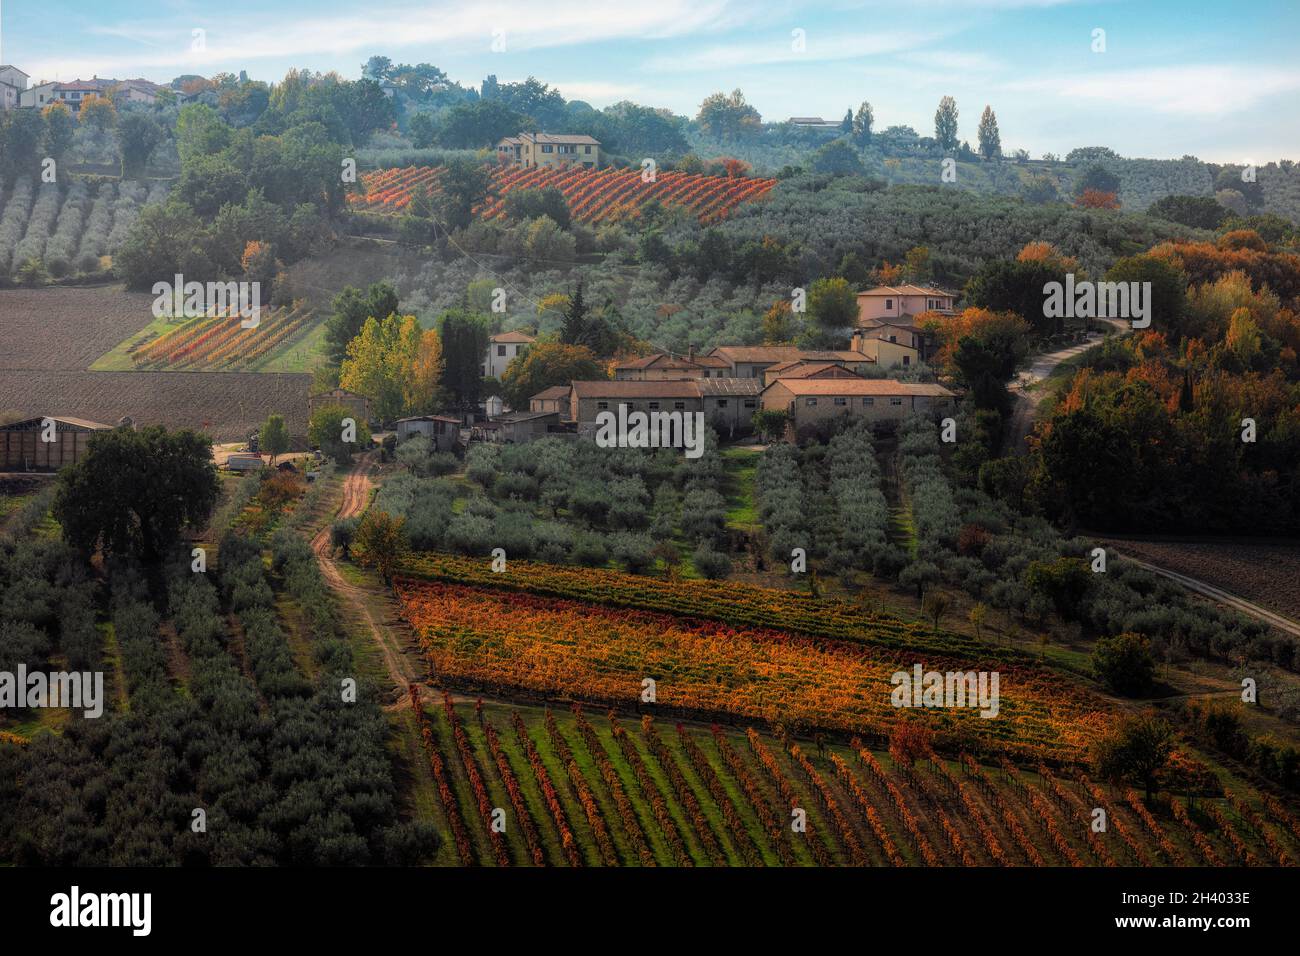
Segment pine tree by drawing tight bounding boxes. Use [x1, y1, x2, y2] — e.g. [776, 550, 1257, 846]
[852, 101, 874, 145]
[934, 96, 959, 151]
[841, 108, 853, 134]
[977, 105, 1001, 160]
[561, 280, 589, 345]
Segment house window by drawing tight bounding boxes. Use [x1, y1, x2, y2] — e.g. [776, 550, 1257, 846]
[833, 396, 847, 406]
[889, 397, 903, 406]
[888, 335, 897, 343]
[584, 145, 592, 154]
[674, 401, 686, 411]
[542, 145, 553, 153]
[743, 400, 756, 409]
[903, 355, 911, 366]
[597, 401, 609, 411]
[716, 399, 728, 408]
[497, 345, 506, 356]
[862, 397, 874, 406]
[885, 298, 893, 310]
[648, 402, 660, 411]
[806, 398, 817, 406]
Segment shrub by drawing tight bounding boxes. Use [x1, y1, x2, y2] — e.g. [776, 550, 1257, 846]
[1092, 632, 1157, 696]
[692, 543, 732, 580]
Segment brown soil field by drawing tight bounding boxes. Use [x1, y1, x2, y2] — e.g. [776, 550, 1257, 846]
[0, 286, 309, 441]
[1101, 536, 1300, 621]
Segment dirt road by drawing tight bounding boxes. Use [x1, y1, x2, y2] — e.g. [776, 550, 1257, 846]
[1005, 321, 1128, 453]
[310, 453, 428, 703]
[1113, 551, 1300, 640]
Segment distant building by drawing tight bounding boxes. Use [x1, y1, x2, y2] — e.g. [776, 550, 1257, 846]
[761, 378, 954, 434]
[110, 79, 163, 105]
[850, 327, 923, 367]
[567, 380, 706, 435]
[705, 345, 875, 380]
[698, 377, 762, 436]
[786, 116, 843, 130]
[394, 415, 461, 451]
[528, 385, 570, 415]
[0, 416, 112, 472]
[0, 66, 28, 110]
[613, 350, 730, 381]
[496, 132, 602, 170]
[856, 285, 956, 324]
[496, 410, 562, 443]
[482, 330, 535, 381]
[308, 388, 370, 426]
[565, 379, 760, 437]
[760, 360, 862, 388]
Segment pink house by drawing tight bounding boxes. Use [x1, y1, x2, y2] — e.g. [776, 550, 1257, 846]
[856, 285, 956, 324]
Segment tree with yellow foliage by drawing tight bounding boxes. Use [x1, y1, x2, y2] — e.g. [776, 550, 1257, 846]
[340, 314, 443, 421]
[78, 94, 117, 132]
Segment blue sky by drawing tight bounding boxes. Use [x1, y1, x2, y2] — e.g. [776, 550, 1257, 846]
[3, 0, 1298, 161]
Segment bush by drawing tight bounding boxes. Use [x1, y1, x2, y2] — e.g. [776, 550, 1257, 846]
[1092, 632, 1157, 696]
[692, 543, 732, 579]
[570, 533, 609, 567]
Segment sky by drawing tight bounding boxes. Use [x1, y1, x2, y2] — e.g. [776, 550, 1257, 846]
[3, 0, 1298, 162]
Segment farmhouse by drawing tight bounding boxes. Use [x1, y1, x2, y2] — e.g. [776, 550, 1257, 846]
[0, 416, 112, 472]
[613, 350, 730, 380]
[761, 379, 955, 432]
[482, 330, 535, 380]
[706, 345, 875, 379]
[394, 415, 461, 451]
[567, 380, 704, 435]
[528, 385, 570, 414]
[850, 327, 923, 367]
[856, 284, 956, 324]
[760, 361, 861, 388]
[0, 66, 28, 110]
[496, 132, 602, 170]
[698, 378, 762, 436]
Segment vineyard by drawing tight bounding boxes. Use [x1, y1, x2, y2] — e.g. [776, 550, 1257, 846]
[123, 304, 316, 371]
[411, 693, 1300, 867]
[393, 570, 1113, 763]
[350, 164, 778, 224]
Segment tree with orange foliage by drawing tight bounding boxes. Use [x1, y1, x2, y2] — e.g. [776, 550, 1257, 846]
[888, 720, 934, 768]
[1077, 188, 1120, 209]
[718, 157, 751, 178]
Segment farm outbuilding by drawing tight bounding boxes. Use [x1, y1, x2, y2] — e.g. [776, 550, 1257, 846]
[0, 416, 112, 472]
[394, 415, 462, 451]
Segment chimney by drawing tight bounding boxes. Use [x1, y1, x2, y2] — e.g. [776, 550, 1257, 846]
[688, 343, 696, 363]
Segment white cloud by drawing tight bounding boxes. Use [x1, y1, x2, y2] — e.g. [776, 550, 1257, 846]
[644, 29, 941, 72]
[549, 81, 645, 104]
[1005, 64, 1300, 116]
[28, 0, 744, 80]
[898, 50, 1004, 72]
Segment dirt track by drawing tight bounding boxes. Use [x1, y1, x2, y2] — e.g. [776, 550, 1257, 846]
[311, 453, 428, 704]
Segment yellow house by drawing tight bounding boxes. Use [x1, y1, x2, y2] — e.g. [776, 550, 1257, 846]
[496, 132, 602, 170]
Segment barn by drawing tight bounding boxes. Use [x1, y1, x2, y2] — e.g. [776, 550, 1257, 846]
[0, 416, 113, 472]
[394, 415, 462, 452]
